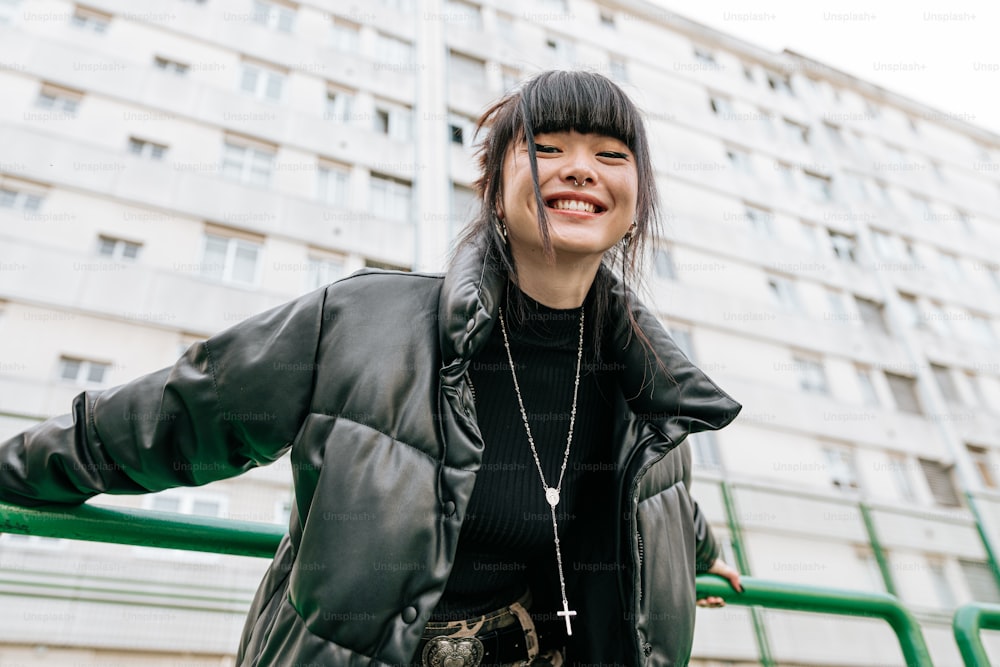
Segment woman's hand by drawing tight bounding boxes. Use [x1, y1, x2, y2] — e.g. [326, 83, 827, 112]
[696, 557, 744, 608]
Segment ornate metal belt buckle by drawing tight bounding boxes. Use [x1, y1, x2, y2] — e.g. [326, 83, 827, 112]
[421, 635, 485, 667]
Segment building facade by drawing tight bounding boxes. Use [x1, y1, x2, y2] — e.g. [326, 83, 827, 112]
[1, 0, 999, 665]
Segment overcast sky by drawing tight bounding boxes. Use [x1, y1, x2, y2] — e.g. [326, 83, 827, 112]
[654, 0, 1000, 136]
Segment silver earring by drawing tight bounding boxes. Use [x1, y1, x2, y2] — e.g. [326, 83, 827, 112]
[494, 217, 508, 244]
[622, 223, 637, 248]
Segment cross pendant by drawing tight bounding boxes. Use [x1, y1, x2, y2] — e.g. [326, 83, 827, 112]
[557, 599, 577, 636]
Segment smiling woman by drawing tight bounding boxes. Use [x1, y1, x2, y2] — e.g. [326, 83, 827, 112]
[0, 70, 742, 667]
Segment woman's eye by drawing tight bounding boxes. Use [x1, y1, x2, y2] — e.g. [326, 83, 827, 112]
[600, 151, 629, 159]
[534, 144, 559, 153]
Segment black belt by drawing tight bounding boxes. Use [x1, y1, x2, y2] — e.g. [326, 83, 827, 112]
[419, 624, 534, 667]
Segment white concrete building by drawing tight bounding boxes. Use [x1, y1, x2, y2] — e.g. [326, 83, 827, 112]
[1, 0, 999, 665]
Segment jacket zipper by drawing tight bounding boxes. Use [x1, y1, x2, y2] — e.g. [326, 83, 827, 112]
[626, 446, 670, 663]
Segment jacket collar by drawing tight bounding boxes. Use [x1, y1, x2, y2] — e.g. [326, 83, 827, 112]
[438, 241, 741, 439]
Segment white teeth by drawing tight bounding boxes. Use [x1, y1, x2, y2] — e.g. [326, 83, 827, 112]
[550, 199, 597, 213]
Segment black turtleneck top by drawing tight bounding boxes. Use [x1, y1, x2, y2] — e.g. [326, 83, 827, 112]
[430, 287, 617, 627]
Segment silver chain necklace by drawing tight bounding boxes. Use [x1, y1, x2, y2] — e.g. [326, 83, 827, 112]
[498, 304, 584, 636]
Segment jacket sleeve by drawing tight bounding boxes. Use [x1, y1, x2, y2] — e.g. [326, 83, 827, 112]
[0, 287, 328, 507]
[693, 498, 720, 574]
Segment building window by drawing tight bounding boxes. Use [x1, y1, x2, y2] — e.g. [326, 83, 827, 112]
[448, 50, 487, 84]
[221, 137, 275, 186]
[855, 366, 880, 406]
[0, 0, 22, 26]
[889, 453, 916, 502]
[449, 113, 476, 148]
[885, 373, 922, 414]
[373, 101, 412, 142]
[928, 557, 956, 608]
[969, 314, 997, 345]
[35, 83, 83, 115]
[609, 56, 628, 82]
[898, 292, 923, 328]
[803, 171, 833, 201]
[442, 0, 482, 29]
[239, 59, 286, 102]
[690, 432, 722, 469]
[921, 301, 952, 337]
[782, 118, 809, 144]
[307, 253, 346, 290]
[652, 247, 676, 280]
[964, 371, 985, 407]
[855, 297, 888, 334]
[97, 235, 141, 260]
[450, 183, 477, 234]
[693, 47, 717, 66]
[153, 55, 189, 75]
[938, 252, 965, 283]
[709, 94, 733, 116]
[128, 137, 168, 160]
[59, 357, 110, 385]
[794, 356, 829, 394]
[544, 35, 575, 63]
[670, 328, 695, 361]
[766, 70, 794, 95]
[200, 233, 262, 286]
[967, 445, 997, 489]
[0, 179, 46, 212]
[959, 560, 1000, 603]
[500, 66, 520, 92]
[822, 444, 860, 492]
[919, 459, 961, 507]
[872, 230, 901, 260]
[910, 194, 934, 221]
[252, 0, 296, 32]
[369, 174, 412, 223]
[825, 289, 849, 322]
[325, 86, 354, 122]
[725, 147, 752, 173]
[374, 33, 414, 65]
[776, 162, 796, 189]
[745, 205, 774, 237]
[768, 276, 800, 312]
[824, 122, 845, 146]
[828, 231, 857, 263]
[931, 364, 961, 404]
[330, 18, 360, 52]
[317, 161, 350, 206]
[70, 5, 111, 32]
[843, 173, 869, 200]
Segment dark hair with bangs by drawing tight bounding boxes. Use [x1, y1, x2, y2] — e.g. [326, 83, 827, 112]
[454, 70, 662, 364]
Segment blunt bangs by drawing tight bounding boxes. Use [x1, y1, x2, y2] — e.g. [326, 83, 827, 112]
[520, 70, 641, 149]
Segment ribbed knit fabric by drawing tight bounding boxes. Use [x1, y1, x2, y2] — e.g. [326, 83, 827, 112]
[431, 285, 616, 626]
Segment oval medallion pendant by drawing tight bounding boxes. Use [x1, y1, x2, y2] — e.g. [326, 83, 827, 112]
[545, 487, 560, 507]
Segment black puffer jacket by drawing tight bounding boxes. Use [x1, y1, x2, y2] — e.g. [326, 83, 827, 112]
[0, 242, 740, 666]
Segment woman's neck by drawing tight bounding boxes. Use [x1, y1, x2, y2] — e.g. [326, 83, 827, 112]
[509, 249, 601, 309]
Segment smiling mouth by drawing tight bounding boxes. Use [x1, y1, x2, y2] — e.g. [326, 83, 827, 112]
[546, 199, 604, 214]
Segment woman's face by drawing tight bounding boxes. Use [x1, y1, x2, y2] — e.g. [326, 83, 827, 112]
[499, 129, 638, 264]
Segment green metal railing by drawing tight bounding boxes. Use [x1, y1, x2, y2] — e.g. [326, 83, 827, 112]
[954, 602, 1000, 667]
[0, 500, 936, 665]
[0, 499, 283, 557]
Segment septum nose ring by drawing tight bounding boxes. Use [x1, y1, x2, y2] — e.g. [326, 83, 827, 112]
[573, 178, 580, 187]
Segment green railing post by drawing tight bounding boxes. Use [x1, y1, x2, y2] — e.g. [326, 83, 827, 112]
[859, 501, 898, 597]
[697, 575, 935, 667]
[953, 602, 1000, 667]
[719, 480, 777, 667]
